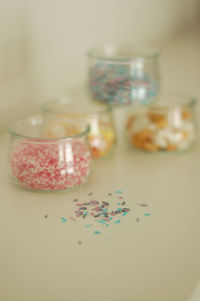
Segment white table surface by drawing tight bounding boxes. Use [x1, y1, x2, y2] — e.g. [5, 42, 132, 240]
[1, 31, 200, 301]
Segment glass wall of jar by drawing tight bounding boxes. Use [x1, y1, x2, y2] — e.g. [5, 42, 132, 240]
[8, 116, 91, 191]
[125, 92, 196, 153]
[87, 45, 160, 106]
[42, 92, 116, 159]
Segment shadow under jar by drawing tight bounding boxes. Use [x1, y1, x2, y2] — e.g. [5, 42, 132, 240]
[8, 116, 92, 191]
[87, 45, 160, 106]
[125, 92, 196, 153]
[42, 93, 116, 159]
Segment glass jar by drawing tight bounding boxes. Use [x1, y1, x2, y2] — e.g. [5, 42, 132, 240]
[125, 92, 196, 152]
[8, 116, 92, 191]
[42, 92, 116, 159]
[87, 45, 160, 106]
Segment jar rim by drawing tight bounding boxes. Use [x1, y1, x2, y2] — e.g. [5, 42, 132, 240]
[8, 115, 90, 142]
[87, 45, 160, 62]
[127, 91, 197, 110]
[42, 95, 112, 116]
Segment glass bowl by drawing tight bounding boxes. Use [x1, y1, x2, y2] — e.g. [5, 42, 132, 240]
[125, 92, 197, 153]
[87, 45, 160, 106]
[8, 116, 92, 191]
[42, 92, 116, 159]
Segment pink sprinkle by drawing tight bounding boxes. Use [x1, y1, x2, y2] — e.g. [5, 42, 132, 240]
[10, 141, 91, 191]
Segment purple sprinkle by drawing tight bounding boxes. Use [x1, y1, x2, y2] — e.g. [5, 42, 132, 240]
[137, 202, 148, 207]
[77, 241, 82, 245]
[136, 217, 140, 222]
[73, 199, 79, 202]
[88, 192, 93, 196]
[122, 201, 126, 205]
[44, 215, 48, 218]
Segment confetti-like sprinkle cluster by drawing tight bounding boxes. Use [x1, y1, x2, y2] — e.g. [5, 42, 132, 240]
[44, 192, 152, 241]
[89, 63, 158, 106]
[73, 197, 131, 229]
[10, 141, 91, 190]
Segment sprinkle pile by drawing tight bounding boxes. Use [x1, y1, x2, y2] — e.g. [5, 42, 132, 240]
[10, 141, 91, 191]
[73, 195, 131, 232]
[89, 63, 158, 106]
[44, 192, 152, 237]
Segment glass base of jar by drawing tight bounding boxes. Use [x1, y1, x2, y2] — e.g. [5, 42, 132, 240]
[127, 142, 196, 155]
[9, 175, 91, 193]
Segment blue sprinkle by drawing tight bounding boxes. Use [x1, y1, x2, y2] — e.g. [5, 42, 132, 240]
[105, 223, 109, 227]
[94, 231, 101, 234]
[115, 220, 121, 224]
[109, 217, 113, 220]
[85, 224, 92, 228]
[61, 217, 67, 223]
[117, 202, 121, 206]
[84, 211, 88, 216]
[115, 190, 123, 194]
[98, 219, 105, 224]
[144, 213, 152, 216]
[122, 212, 128, 216]
[117, 208, 122, 211]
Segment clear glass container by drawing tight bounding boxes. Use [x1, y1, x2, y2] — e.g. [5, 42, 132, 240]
[125, 92, 196, 153]
[87, 45, 160, 106]
[42, 92, 116, 159]
[8, 116, 92, 191]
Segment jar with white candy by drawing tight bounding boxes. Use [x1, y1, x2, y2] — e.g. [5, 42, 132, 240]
[125, 92, 196, 152]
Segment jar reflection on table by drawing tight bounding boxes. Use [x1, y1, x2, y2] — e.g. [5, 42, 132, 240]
[8, 116, 91, 191]
[125, 92, 196, 152]
[42, 93, 116, 159]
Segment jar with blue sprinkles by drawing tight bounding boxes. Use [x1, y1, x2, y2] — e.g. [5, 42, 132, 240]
[87, 45, 160, 106]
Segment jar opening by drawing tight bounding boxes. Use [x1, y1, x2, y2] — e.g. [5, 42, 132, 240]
[87, 45, 160, 62]
[42, 94, 112, 116]
[8, 115, 90, 141]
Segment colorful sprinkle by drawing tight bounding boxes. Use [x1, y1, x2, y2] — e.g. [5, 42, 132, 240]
[10, 141, 91, 191]
[61, 217, 67, 223]
[115, 220, 121, 224]
[94, 231, 101, 234]
[144, 213, 152, 216]
[115, 190, 123, 194]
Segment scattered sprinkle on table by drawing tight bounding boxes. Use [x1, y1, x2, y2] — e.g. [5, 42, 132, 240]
[94, 231, 101, 234]
[144, 213, 152, 216]
[115, 220, 120, 224]
[44, 215, 48, 218]
[61, 217, 67, 223]
[136, 217, 140, 222]
[137, 202, 148, 207]
[77, 241, 82, 245]
[115, 190, 123, 194]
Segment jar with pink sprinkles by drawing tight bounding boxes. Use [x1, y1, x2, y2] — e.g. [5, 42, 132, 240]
[8, 116, 92, 191]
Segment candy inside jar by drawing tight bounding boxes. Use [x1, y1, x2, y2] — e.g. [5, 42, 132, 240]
[125, 92, 196, 152]
[9, 116, 91, 191]
[87, 46, 160, 106]
[42, 93, 116, 159]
